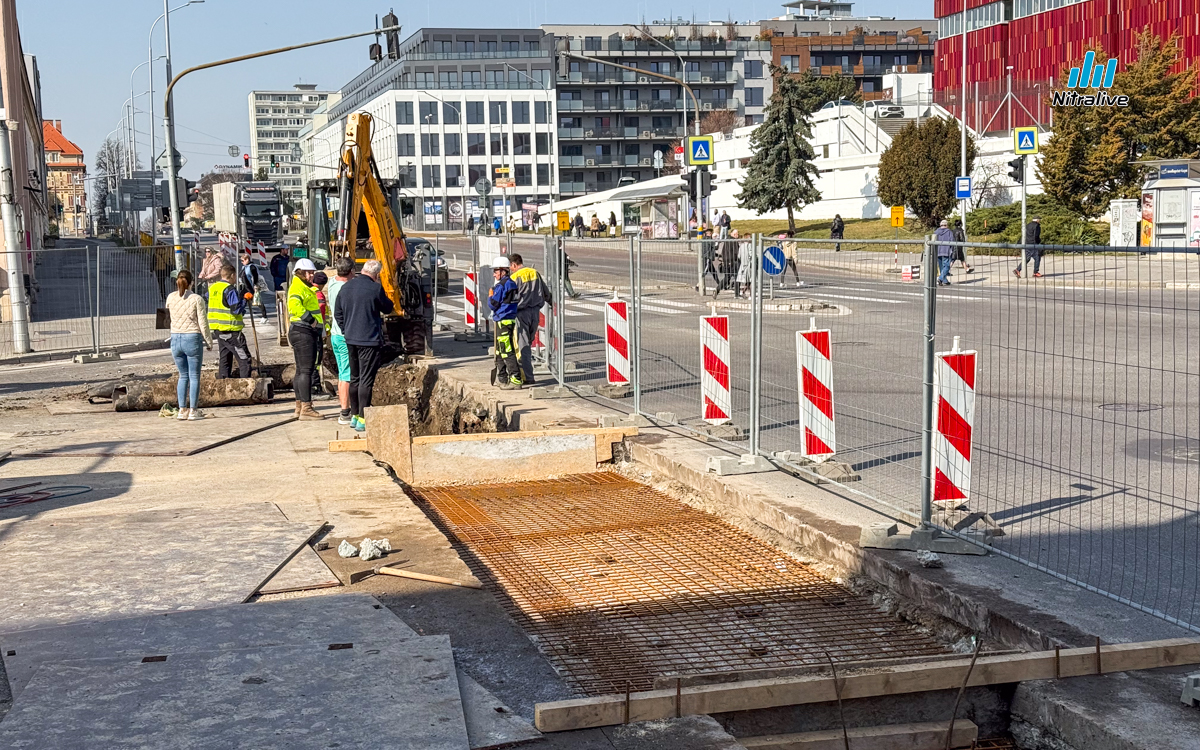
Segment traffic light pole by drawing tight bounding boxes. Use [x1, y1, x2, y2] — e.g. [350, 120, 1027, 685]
[161, 25, 400, 270]
[1020, 155, 1027, 280]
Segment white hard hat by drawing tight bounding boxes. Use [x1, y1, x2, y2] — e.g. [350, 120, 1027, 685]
[491, 256, 511, 269]
[294, 258, 317, 271]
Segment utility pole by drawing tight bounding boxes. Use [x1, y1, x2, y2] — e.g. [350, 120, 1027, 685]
[960, 8, 969, 236]
[0, 120, 31, 354]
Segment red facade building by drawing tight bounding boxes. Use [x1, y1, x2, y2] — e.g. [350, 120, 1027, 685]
[933, 0, 1200, 132]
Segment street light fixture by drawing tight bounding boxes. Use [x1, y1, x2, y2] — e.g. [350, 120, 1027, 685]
[151, 0, 204, 239]
[503, 63, 555, 234]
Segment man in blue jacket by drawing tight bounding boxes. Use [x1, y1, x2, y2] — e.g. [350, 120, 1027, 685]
[935, 219, 956, 286]
[333, 259, 395, 432]
[488, 255, 522, 389]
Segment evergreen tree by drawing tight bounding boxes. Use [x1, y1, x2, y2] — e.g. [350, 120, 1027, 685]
[877, 117, 975, 228]
[1039, 32, 1200, 219]
[736, 66, 822, 233]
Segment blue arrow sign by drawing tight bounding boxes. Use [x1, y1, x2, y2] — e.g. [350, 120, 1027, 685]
[762, 245, 787, 276]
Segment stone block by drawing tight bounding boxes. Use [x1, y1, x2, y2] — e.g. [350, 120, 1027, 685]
[411, 432, 598, 484]
[706, 454, 775, 476]
[365, 403, 413, 483]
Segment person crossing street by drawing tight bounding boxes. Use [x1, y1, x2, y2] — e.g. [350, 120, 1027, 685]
[1014, 216, 1043, 278]
[208, 262, 253, 379]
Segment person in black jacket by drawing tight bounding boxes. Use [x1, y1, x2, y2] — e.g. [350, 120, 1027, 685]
[1014, 217, 1042, 278]
[333, 259, 395, 432]
[830, 214, 845, 252]
[951, 219, 973, 274]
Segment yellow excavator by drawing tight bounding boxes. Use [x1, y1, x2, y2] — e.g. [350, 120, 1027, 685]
[306, 111, 434, 357]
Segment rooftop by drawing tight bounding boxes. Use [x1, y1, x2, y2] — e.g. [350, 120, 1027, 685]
[42, 120, 83, 158]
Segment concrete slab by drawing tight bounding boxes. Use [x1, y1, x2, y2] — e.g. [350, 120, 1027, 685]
[0, 503, 317, 633]
[411, 432, 598, 484]
[247, 544, 341, 595]
[459, 668, 544, 749]
[0, 638, 469, 750]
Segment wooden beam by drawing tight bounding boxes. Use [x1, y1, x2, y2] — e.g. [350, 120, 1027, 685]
[375, 565, 483, 589]
[741, 720, 978, 750]
[533, 638, 1200, 732]
[328, 439, 369, 452]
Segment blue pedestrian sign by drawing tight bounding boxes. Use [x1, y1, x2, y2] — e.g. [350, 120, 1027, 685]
[955, 176, 972, 200]
[1013, 127, 1039, 155]
[762, 245, 787, 276]
[686, 135, 715, 166]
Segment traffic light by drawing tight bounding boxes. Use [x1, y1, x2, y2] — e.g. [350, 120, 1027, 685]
[243, 153, 250, 168]
[696, 168, 711, 199]
[184, 179, 198, 205]
[681, 170, 696, 199]
[1008, 156, 1025, 184]
[270, 154, 278, 168]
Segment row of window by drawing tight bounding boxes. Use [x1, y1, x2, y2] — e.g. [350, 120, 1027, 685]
[780, 54, 918, 72]
[1012, 0, 1087, 19]
[254, 93, 327, 102]
[558, 115, 678, 128]
[424, 39, 542, 54]
[558, 87, 735, 102]
[256, 142, 299, 152]
[256, 107, 314, 116]
[409, 69, 553, 88]
[400, 162, 551, 189]
[256, 130, 301, 139]
[397, 132, 552, 157]
[560, 143, 667, 156]
[396, 100, 551, 126]
[937, 1, 1010, 37]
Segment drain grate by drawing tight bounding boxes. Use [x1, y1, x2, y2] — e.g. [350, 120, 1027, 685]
[413, 473, 949, 695]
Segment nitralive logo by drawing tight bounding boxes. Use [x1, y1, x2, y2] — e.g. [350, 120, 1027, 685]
[1050, 51, 1130, 107]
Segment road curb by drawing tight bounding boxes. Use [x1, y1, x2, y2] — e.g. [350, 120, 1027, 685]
[0, 338, 169, 367]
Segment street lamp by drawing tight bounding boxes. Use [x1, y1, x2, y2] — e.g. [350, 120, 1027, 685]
[625, 26, 695, 138]
[151, 0, 204, 239]
[503, 63, 555, 234]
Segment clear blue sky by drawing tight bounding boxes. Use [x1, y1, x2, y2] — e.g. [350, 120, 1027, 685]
[21, 0, 932, 179]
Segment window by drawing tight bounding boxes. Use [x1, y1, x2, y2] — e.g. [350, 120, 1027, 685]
[504, 40, 520, 52]
[559, 89, 581, 101]
[468, 164, 487, 184]
[624, 89, 639, 101]
[781, 55, 800, 73]
[421, 134, 440, 157]
[584, 36, 601, 50]
[443, 102, 460, 124]
[490, 131, 508, 155]
[594, 91, 611, 106]
[862, 81, 876, 92]
[466, 101, 484, 124]
[560, 144, 583, 156]
[649, 61, 672, 75]
[489, 101, 507, 124]
[463, 70, 482, 87]
[417, 72, 435, 87]
[596, 172, 610, 183]
[652, 88, 672, 102]
[445, 164, 462, 187]
[512, 101, 530, 124]
[744, 60, 763, 79]
[536, 132, 550, 155]
[467, 133, 486, 155]
[745, 87, 763, 107]
[515, 164, 531, 186]
[438, 71, 459, 87]
[397, 101, 414, 125]
[397, 134, 416, 157]
[537, 163, 550, 186]
[535, 101, 549, 124]
[419, 101, 438, 125]
[513, 133, 531, 155]
[422, 165, 441, 188]
[625, 143, 640, 156]
[863, 55, 882, 70]
[486, 70, 504, 86]
[651, 116, 671, 129]
[713, 61, 728, 75]
[686, 61, 700, 72]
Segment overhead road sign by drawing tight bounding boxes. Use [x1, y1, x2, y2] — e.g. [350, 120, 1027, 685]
[1014, 127, 1039, 155]
[686, 136, 714, 166]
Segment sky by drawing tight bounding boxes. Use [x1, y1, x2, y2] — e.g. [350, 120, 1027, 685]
[21, 0, 933, 180]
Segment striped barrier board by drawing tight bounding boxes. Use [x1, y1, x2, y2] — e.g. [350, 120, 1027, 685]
[933, 347, 977, 503]
[605, 298, 630, 385]
[796, 328, 836, 462]
[701, 315, 731, 425]
[463, 272, 477, 328]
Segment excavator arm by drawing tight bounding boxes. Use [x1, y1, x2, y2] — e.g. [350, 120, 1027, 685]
[333, 112, 407, 314]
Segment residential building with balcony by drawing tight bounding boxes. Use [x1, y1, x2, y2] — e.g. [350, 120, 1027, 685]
[247, 83, 333, 212]
[43, 120, 87, 237]
[312, 27, 557, 230]
[543, 24, 772, 198]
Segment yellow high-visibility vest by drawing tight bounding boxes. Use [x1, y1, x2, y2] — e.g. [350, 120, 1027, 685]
[207, 280, 243, 332]
[287, 275, 323, 327]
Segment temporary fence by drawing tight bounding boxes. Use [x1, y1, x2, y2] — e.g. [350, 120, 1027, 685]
[541, 233, 1200, 634]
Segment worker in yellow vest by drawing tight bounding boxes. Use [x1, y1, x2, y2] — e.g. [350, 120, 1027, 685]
[208, 262, 253, 379]
[287, 258, 325, 420]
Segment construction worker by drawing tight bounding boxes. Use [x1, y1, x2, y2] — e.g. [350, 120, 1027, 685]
[509, 253, 552, 386]
[488, 255, 522, 390]
[208, 262, 253, 379]
[287, 258, 325, 420]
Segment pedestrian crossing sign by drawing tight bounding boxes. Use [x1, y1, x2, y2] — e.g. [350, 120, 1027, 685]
[686, 136, 715, 166]
[1014, 127, 1039, 155]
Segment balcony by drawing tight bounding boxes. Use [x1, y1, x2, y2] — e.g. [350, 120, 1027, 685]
[684, 70, 740, 85]
[568, 38, 770, 54]
[405, 50, 551, 61]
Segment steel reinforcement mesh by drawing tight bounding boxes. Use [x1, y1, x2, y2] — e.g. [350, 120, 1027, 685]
[412, 473, 949, 695]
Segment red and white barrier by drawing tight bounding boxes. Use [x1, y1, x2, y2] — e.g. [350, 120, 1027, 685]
[254, 240, 268, 265]
[932, 342, 977, 502]
[700, 315, 731, 425]
[796, 327, 836, 462]
[605, 298, 630, 385]
[532, 304, 549, 355]
[463, 272, 477, 328]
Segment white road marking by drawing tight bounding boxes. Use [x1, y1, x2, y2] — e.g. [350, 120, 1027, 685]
[809, 292, 907, 305]
[824, 285, 984, 301]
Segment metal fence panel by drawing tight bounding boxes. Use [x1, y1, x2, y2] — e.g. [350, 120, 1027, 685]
[559, 237, 634, 397]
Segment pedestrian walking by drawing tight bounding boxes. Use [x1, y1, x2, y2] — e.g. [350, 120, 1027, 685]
[713, 230, 738, 299]
[562, 252, 580, 299]
[782, 233, 802, 287]
[333, 259, 395, 432]
[287, 258, 325, 421]
[1014, 216, 1043, 278]
[198, 246, 223, 294]
[165, 269, 211, 421]
[573, 212, 584, 238]
[239, 251, 270, 318]
[700, 235, 720, 291]
[608, 211, 618, 236]
[466, 214, 475, 233]
[269, 247, 291, 297]
[718, 210, 731, 239]
[952, 219, 973, 274]
[734, 230, 753, 298]
[830, 214, 845, 252]
[488, 255, 522, 389]
[208, 262, 252, 379]
[509, 254, 553, 386]
[493, 215, 502, 235]
[935, 219, 955, 286]
[325, 257, 355, 425]
[152, 245, 173, 301]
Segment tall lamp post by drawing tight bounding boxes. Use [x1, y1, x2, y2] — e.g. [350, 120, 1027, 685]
[150, 2, 203, 240]
[503, 64, 554, 235]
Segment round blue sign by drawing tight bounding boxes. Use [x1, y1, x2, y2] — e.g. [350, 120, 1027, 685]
[762, 245, 787, 276]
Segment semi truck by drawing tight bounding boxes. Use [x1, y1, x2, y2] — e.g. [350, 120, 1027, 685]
[213, 181, 284, 248]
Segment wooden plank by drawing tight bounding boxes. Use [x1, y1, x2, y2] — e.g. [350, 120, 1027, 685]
[741, 720, 978, 750]
[533, 638, 1200, 732]
[328, 439, 369, 452]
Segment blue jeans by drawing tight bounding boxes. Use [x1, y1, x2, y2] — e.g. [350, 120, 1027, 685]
[171, 333, 204, 409]
[931, 254, 950, 283]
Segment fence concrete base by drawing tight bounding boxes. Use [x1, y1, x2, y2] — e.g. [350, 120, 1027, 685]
[859, 523, 990, 556]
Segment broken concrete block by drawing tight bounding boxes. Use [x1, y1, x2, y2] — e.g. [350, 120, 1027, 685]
[706, 454, 774, 476]
[595, 383, 630, 399]
[337, 540, 359, 558]
[600, 414, 653, 429]
[859, 522, 899, 548]
[916, 550, 944, 568]
[700, 424, 746, 442]
[358, 538, 391, 561]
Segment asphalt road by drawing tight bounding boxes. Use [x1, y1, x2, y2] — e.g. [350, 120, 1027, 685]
[430, 234, 1200, 629]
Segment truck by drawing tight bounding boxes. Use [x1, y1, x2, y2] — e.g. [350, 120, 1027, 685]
[213, 181, 284, 248]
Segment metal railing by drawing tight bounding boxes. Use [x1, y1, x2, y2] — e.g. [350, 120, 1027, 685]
[538, 234, 1200, 633]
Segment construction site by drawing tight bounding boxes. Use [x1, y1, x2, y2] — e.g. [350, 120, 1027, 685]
[0, 296, 1197, 749]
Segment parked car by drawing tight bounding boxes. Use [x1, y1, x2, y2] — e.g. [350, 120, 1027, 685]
[863, 100, 905, 119]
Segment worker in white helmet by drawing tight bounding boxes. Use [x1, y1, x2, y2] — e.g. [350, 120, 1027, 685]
[487, 255, 522, 389]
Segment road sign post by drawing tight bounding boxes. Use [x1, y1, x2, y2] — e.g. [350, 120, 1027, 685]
[890, 205, 905, 266]
[685, 136, 714, 166]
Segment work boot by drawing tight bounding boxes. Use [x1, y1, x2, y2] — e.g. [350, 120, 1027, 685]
[297, 403, 324, 420]
[294, 401, 302, 416]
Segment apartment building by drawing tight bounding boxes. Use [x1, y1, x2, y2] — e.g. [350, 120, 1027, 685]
[544, 23, 772, 198]
[312, 28, 557, 231]
[43, 120, 86, 236]
[247, 83, 333, 211]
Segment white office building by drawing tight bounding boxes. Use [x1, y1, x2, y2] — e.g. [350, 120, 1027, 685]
[248, 83, 333, 212]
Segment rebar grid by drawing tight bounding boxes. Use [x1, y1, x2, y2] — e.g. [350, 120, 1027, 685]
[413, 473, 948, 695]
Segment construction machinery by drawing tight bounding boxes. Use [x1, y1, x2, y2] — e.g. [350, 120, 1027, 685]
[306, 112, 435, 357]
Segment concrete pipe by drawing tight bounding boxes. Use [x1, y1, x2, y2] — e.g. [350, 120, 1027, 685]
[113, 376, 275, 412]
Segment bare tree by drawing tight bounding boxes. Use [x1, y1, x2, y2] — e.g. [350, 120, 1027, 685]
[971, 159, 1012, 210]
[662, 110, 743, 175]
[92, 137, 136, 229]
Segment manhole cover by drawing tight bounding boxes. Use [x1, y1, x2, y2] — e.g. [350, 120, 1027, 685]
[1099, 403, 1162, 413]
[1128, 438, 1200, 464]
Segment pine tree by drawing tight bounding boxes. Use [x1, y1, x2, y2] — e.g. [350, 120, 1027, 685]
[877, 117, 975, 228]
[1039, 32, 1200, 219]
[736, 67, 822, 233]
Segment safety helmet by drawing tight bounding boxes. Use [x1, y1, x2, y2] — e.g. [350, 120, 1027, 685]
[491, 256, 511, 269]
[294, 258, 317, 272]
